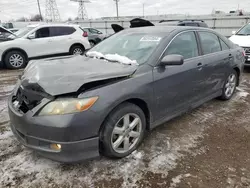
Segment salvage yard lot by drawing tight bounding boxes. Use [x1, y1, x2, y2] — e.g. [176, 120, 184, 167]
[1, 69, 250, 188]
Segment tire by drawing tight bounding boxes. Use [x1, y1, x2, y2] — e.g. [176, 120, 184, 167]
[219, 69, 238, 100]
[89, 40, 95, 47]
[4, 50, 27, 69]
[100, 102, 146, 158]
[70, 45, 85, 55]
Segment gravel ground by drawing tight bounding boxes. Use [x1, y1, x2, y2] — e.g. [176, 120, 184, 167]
[0, 69, 250, 188]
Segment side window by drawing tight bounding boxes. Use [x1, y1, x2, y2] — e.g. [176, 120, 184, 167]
[50, 27, 76, 37]
[220, 38, 230, 51]
[165, 31, 199, 59]
[89, 28, 102, 34]
[35, 27, 50, 38]
[199, 32, 221, 54]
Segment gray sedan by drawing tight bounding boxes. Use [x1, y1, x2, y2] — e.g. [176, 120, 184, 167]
[8, 26, 245, 163]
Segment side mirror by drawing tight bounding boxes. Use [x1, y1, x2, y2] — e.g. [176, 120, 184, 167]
[27, 33, 35, 39]
[160, 54, 184, 66]
[232, 31, 236, 35]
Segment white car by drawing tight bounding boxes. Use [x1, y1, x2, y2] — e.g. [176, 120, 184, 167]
[0, 24, 91, 69]
[229, 23, 250, 65]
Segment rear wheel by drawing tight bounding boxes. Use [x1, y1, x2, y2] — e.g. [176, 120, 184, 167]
[219, 70, 238, 100]
[89, 40, 95, 47]
[4, 50, 27, 69]
[70, 45, 85, 55]
[100, 103, 146, 158]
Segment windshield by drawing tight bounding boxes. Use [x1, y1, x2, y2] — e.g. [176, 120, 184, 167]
[237, 24, 250, 35]
[10, 27, 35, 38]
[87, 32, 163, 65]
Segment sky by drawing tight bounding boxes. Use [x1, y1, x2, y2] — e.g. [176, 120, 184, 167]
[0, 0, 250, 22]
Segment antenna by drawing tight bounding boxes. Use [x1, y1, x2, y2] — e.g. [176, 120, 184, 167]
[71, 0, 90, 20]
[45, 0, 61, 22]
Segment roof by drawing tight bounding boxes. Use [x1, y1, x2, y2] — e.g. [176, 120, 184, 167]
[121, 25, 212, 35]
[27, 23, 80, 28]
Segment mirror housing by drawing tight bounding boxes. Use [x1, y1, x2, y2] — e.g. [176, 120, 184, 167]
[27, 33, 35, 39]
[160, 54, 184, 66]
[232, 30, 236, 35]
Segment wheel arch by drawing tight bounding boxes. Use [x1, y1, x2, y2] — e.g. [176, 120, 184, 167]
[2, 48, 28, 65]
[99, 98, 151, 136]
[233, 66, 240, 86]
[69, 43, 85, 52]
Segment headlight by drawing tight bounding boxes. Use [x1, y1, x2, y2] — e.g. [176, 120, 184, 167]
[38, 97, 98, 116]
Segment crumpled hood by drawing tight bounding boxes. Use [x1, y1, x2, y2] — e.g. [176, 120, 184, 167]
[21, 55, 138, 96]
[229, 35, 250, 47]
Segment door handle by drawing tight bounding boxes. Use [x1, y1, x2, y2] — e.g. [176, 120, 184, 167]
[197, 62, 203, 70]
[229, 54, 233, 60]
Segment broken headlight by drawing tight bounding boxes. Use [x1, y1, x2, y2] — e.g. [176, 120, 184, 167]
[38, 97, 98, 116]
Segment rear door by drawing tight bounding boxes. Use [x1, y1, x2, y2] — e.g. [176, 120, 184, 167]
[49, 26, 77, 54]
[197, 31, 232, 96]
[152, 31, 204, 120]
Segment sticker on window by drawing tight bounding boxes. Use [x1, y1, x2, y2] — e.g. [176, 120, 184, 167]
[140, 36, 162, 42]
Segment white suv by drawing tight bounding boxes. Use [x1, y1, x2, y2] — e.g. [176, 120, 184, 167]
[229, 23, 250, 65]
[0, 24, 91, 69]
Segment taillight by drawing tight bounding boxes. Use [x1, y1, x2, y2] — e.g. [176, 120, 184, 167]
[242, 50, 246, 57]
[83, 31, 88, 37]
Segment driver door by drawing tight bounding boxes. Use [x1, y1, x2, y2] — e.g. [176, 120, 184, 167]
[152, 31, 204, 121]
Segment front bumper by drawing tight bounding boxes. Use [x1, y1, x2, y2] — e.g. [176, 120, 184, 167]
[10, 122, 99, 163]
[8, 94, 101, 163]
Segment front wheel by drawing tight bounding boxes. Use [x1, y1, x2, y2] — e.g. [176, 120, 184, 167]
[4, 51, 27, 69]
[219, 70, 238, 100]
[70, 45, 85, 55]
[100, 103, 146, 158]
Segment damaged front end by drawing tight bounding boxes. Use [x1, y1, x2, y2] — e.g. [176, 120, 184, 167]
[11, 81, 54, 114]
[11, 55, 137, 114]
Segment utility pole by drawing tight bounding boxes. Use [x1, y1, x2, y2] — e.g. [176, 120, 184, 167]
[37, 0, 43, 21]
[114, 0, 119, 19]
[71, 0, 90, 20]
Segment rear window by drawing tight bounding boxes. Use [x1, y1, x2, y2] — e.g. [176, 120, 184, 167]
[50, 27, 76, 37]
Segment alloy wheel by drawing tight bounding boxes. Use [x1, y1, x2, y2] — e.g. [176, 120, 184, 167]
[90, 41, 95, 47]
[224, 74, 236, 98]
[9, 54, 24, 68]
[73, 48, 83, 55]
[111, 113, 142, 154]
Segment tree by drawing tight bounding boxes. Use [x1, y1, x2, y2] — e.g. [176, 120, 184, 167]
[30, 14, 43, 21]
[68, 17, 72, 21]
[16, 17, 27, 22]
